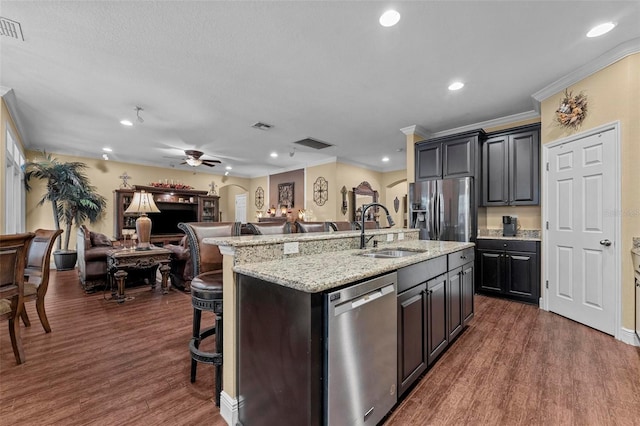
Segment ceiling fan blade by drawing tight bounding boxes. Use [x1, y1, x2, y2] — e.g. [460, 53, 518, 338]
[204, 159, 222, 164]
[202, 162, 216, 167]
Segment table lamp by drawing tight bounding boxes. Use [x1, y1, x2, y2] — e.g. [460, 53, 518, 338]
[124, 190, 160, 250]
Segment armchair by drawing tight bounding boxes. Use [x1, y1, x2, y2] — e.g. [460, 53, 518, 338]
[76, 225, 113, 292]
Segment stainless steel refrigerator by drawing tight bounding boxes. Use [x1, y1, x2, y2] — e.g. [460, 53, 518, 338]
[409, 177, 475, 242]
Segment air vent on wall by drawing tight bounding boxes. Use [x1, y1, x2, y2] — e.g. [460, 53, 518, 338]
[251, 122, 274, 130]
[0, 17, 24, 41]
[293, 137, 333, 150]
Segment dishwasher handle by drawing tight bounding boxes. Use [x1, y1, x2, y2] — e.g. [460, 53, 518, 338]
[333, 284, 395, 316]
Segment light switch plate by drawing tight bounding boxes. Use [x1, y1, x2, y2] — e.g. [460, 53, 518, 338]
[283, 242, 299, 254]
[386, 234, 394, 242]
[398, 232, 404, 240]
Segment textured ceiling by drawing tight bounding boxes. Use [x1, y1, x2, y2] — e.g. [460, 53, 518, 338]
[2, 1, 639, 177]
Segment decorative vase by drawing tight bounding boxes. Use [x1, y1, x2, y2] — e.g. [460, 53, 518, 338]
[53, 250, 78, 271]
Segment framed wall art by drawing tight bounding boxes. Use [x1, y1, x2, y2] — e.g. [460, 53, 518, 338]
[278, 182, 294, 207]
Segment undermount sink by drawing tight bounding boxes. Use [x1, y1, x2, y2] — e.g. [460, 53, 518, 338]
[358, 249, 425, 259]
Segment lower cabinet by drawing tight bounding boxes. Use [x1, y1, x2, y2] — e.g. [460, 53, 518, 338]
[397, 283, 428, 396]
[476, 239, 540, 304]
[427, 273, 448, 365]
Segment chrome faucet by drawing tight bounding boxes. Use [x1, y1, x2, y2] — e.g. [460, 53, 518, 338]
[360, 202, 395, 249]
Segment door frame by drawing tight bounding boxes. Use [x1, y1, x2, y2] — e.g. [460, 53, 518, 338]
[541, 121, 622, 339]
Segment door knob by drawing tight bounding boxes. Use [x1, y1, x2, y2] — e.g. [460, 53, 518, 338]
[599, 239, 612, 246]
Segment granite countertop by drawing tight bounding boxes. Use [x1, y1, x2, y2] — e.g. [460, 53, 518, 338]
[476, 235, 541, 242]
[233, 240, 473, 293]
[204, 228, 419, 247]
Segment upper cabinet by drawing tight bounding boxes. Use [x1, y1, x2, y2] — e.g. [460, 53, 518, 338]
[481, 123, 540, 206]
[415, 130, 484, 181]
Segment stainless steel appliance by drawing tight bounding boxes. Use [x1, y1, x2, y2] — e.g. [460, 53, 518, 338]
[408, 177, 475, 242]
[502, 215, 517, 237]
[326, 272, 397, 426]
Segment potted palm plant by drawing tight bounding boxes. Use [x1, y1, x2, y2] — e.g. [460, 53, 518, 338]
[23, 152, 107, 270]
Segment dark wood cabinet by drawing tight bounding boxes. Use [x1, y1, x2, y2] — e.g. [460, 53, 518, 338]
[397, 283, 428, 396]
[447, 267, 463, 341]
[427, 273, 448, 365]
[476, 239, 540, 304]
[447, 248, 474, 342]
[114, 186, 219, 243]
[461, 261, 474, 325]
[482, 124, 540, 206]
[415, 130, 484, 181]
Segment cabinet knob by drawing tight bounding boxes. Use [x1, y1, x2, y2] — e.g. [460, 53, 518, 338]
[503, 243, 507, 247]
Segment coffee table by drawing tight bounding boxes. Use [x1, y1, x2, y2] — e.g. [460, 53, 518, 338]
[106, 247, 172, 303]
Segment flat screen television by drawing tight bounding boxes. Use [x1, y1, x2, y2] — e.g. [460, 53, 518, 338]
[152, 203, 198, 235]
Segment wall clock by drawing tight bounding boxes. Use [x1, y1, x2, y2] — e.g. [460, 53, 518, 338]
[313, 177, 328, 206]
[255, 186, 264, 209]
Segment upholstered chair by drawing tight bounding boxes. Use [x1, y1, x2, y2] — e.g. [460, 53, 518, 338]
[22, 229, 63, 333]
[246, 221, 292, 235]
[329, 221, 357, 231]
[294, 221, 331, 233]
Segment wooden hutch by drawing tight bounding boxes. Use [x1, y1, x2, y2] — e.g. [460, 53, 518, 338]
[114, 185, 219, 244]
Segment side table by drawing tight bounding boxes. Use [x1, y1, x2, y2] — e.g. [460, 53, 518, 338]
[106, 247, 172, 303]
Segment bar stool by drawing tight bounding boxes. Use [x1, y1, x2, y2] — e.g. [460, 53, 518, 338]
[189, 271, 224, 407]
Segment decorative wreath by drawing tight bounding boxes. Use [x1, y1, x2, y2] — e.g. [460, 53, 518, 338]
[555, 89, 587, 129]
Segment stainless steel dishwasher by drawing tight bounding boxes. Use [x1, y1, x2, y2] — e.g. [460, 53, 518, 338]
[326, 272, 398, 426]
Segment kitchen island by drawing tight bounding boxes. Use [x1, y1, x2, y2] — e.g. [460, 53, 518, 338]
[202, 228, 473, 425]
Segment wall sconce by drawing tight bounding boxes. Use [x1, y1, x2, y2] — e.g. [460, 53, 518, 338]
[280, 205, 288, 216]
[256, 210, 263, 219]
[341, 186, 348, 215]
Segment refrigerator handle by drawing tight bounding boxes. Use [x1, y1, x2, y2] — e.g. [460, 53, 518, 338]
[431, 191, 437, 239]
[437, 192, 442, 239]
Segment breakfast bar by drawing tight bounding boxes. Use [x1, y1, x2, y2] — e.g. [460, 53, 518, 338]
[203, 228, 473, 425]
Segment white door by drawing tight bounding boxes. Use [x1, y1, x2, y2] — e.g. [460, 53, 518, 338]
[546, 128, 616, 335]
[235, 194, 247, 224]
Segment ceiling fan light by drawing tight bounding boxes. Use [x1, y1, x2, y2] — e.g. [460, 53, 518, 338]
[186, 157, 202, 167]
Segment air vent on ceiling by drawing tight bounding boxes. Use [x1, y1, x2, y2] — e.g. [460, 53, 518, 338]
[293, 137, 334, 150]
[0, 17, 24, 41]
[251, 122, 274, 130]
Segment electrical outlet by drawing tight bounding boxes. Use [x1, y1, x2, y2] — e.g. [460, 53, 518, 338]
[283, 242, 299, 254]
[398, 232, 404, 240]
[386, 234, 394, 242]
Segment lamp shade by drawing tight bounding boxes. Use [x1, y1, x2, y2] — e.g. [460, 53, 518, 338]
[125, 190, 160, 214]
[124, 191, 160, 250]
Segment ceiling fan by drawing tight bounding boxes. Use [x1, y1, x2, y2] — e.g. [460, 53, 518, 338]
[181, 150, 221, 167]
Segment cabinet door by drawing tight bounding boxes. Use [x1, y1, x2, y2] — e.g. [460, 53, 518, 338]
[427, 273, 448, 365]
[509, 129, 539, 205]
[443, 136, 474, 178]
[481, 135, 509, 206]
[462, 261, 474, 325]
[447, 267, 463, 341]
[478, 250, 503, 293]
[416, 142, 442, 181]
[505, 250, 539, 302]
[397, 283, 428, 396]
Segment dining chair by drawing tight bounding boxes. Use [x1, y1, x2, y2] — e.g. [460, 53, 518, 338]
[0, 232, 35, 364]
[22, 229, 63, 333]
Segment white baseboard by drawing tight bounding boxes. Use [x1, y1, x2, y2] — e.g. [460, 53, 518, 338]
[619, 327, 640, 347]
[220, 391, 238, 426]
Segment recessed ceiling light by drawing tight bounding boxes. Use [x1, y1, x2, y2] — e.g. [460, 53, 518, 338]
[120, 120, 133, 126]
[382, 156, 390, 162]
[448, 82, 464, 91]
[225, 166, 232, 170]
[379, 10, 400, 27]
[102, 147, 112, 152]
[270, 152, 278, 158]
[586, 22, 616, 38]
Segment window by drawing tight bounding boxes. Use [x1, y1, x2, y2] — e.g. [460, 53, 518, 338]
[4, 127, 25, 233]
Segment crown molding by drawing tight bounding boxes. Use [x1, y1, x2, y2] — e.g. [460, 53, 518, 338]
[531, 37, 640, 104]
[400, 125, 429, 138]
[428, 110, 540, 139]
[0, 87, 29, 145]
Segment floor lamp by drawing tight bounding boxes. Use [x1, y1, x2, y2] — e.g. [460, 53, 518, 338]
[124, 190, 160, 250]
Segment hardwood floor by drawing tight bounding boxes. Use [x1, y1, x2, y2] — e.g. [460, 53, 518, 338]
[2, 270, 639, 425]
[385, 296, 640, 426]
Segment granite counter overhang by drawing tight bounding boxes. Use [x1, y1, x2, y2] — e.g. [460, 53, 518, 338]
[232, 240, 474, 293]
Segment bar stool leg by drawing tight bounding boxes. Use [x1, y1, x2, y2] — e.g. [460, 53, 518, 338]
[215, 313, 223, 407]
[191, 307, 202, 383]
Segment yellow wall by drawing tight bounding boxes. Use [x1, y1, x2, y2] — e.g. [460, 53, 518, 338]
[1, 97, 26, 234]
[247, 175, 269, 222]
[24, 150, 249, 249]
[540, 53, 640, 330]
[382, 169, 408, 229]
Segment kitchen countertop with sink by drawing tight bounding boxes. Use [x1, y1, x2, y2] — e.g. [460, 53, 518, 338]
[233, 239, 473, 293]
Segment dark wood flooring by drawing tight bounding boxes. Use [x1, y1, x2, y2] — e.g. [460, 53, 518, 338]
[1, 270, 639, 425]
